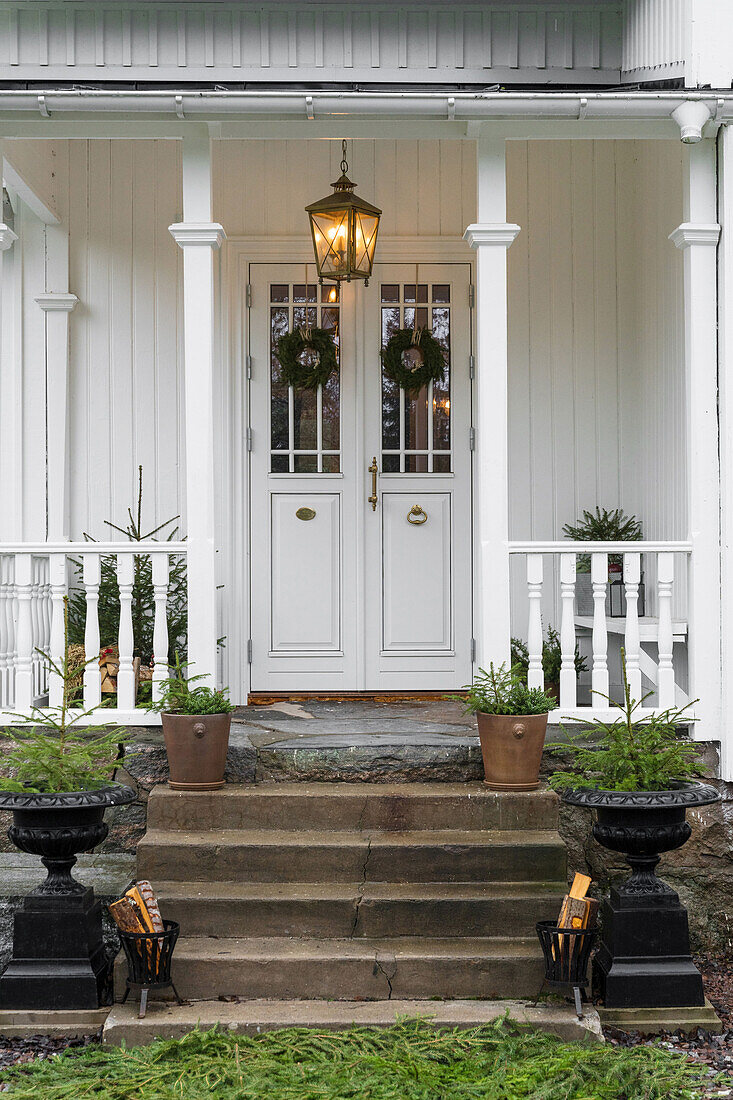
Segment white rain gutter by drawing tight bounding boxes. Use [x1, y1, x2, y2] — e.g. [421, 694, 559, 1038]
[0, 89, 732, 122]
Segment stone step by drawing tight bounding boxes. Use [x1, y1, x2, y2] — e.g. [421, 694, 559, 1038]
[103, 999, 603, 1047]
[137, 828, 566, 883]
[254, 733, 484, 783]
[115, 936, 546, 1001]
[155, 880, 567, 938]
[147, 783, 559, 832]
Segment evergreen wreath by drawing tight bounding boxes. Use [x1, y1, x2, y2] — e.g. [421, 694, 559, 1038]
[275, 327, 338, 390]
[381, 327, 446, 394]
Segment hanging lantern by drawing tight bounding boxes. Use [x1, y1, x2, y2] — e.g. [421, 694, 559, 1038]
[306, 140, 382, 286]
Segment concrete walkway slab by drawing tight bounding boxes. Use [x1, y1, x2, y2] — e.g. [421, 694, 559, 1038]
[103, 998, 603, 1046]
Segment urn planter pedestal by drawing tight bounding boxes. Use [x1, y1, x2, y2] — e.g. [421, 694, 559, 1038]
[562, 783, 720, 1009]
[0, 784, 136, 1010]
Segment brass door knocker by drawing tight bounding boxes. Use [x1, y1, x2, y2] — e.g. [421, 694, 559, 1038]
[407, 505, 428, 525]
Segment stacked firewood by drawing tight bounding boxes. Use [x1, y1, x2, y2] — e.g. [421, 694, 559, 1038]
[109, 881, 165, 975]
[558, 873, 599, 933]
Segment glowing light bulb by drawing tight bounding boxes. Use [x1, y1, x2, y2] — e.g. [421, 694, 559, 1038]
[328, 287, 337, 302]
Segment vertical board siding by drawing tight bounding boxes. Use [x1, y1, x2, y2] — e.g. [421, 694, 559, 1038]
[212, 139, 476, 237]
[66, 139, 183, 539]
[622, 0, 686, 79]
[506, 139, 684, 541]
[506, 139, 685, 632]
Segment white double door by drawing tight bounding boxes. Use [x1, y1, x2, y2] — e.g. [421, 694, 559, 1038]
[248, 261, 474, 692]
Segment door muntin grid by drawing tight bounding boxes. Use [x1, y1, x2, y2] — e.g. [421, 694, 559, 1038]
[380, 283, 451, 474]
[269, 282, 340, 474]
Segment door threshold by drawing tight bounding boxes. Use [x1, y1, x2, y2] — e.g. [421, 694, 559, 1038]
[247, 691, 458, 705]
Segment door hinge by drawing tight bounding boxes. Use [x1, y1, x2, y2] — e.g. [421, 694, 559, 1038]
[469, 354, 475, 380]
[470, 638, 476, 662]
[246, 354, 253, 379]
[468, 284, 475, 309]
[246, 427, 253, 452]
[469, 426, 476, 451]
[247, 639, 253, 663]
[245, 283, 252, 308]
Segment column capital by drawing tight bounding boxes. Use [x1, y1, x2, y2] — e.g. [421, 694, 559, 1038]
[0, 224, 18, 251]
[669, 222, 721, 250]
[34, 292, 78, 313]
[169, 222, 226, 249]
[463, 223, 521, 250]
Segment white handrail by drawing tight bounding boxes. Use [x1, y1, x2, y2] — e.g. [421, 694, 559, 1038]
[0, 542, 187, 554]
[508, 540, 692, 553]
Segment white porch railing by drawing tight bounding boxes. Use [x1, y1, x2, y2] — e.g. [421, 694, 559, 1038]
[508, 541, 693, 719]
[0, 542, 187, 725]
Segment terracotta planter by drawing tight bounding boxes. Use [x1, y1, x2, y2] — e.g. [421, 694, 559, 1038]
[476, 711, 549, 791]
[161, 712, 232, 791]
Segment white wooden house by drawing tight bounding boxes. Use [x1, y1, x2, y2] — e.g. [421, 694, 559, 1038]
[1, 0, 733, 779]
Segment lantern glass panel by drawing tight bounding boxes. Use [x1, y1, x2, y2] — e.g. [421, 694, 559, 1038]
[354, 212, 380, 275]
[310, 211, 350, 279]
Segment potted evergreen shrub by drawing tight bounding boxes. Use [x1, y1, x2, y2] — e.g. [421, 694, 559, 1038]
[454, 664, 555, 790]
[0, 599, 135, 1009]
[548, 659, 720, 1010]
[149, 656, 234, 791]
[562, 507, 643, 617]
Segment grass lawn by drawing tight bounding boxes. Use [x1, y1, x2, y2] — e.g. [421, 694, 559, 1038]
[0, 1019, 730, 1100]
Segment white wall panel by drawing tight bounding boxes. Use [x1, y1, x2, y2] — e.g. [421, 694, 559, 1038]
[506, 139, 685, 635]
[213, 138, 477, 239]
[65, 139, 184, 540]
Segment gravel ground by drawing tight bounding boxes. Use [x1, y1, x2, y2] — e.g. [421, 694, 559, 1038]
[0, 1031, 101, 1074]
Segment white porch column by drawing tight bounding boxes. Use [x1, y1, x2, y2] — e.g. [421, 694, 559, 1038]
[35, 293, 78, 541]
[718, 125, 733, 781]
[669, 140, 721, 748]
[169, 128, 226, 686]
[464, 135, 520, 673]
[0, 203, 19, 540]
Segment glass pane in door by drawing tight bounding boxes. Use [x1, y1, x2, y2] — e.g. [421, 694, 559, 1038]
[380, 283, 451, 473]
[269, 282, 340, 473]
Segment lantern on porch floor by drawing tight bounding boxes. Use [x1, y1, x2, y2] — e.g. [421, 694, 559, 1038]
[306, 140, 381, 286]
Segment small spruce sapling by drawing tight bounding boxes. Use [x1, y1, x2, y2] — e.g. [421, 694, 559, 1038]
[548, 650, 701, 793]
[147, 653, 234, 716]
[452, 663, 556, 717]
[0, 598, 128, 794]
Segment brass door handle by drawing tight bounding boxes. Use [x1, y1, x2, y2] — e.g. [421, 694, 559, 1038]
[407, 505, 428, 525]
[368, 457, 379, 511]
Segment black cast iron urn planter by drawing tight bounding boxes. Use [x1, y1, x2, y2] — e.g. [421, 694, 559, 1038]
[562, 781, 720, 1009]
[0, 783, 136, 1010]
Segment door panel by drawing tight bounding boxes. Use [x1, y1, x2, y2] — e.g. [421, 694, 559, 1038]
[248, 260, 472, 692]
[382, 492, 452, 652]
[271, 493, 341, 652]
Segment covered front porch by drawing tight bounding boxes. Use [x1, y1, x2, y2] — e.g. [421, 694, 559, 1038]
[0, 98, 728, 773]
